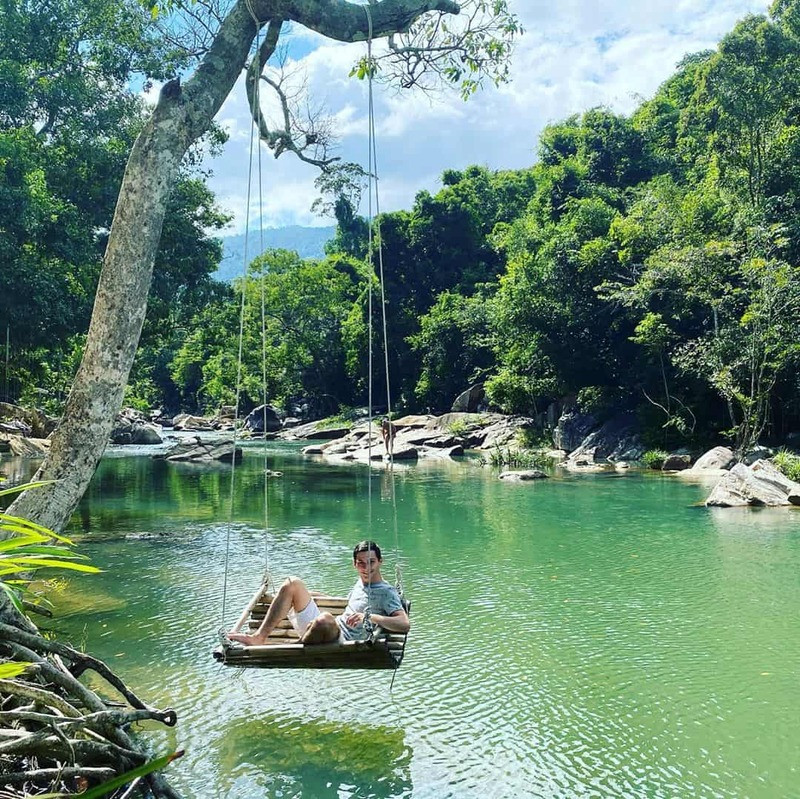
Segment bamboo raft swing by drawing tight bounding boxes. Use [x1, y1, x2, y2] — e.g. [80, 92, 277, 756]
[214, 584, 410, 670]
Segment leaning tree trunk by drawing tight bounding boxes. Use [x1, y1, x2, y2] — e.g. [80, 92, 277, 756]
[7, 0, 454, 535]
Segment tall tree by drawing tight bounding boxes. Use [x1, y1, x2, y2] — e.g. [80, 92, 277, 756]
[8, 0, 520, 532]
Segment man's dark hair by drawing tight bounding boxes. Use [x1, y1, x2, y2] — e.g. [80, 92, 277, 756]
[353, 540, 382, 561]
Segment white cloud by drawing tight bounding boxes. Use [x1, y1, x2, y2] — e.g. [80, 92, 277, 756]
[205, 0, 772, 231]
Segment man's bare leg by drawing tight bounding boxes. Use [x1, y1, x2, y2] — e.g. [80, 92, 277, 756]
[227, 576, 312, 646]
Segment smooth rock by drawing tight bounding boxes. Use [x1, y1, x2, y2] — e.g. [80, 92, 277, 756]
[280, 420, 351, 440]
[0, 434, 49, 457]
[399, 429, 456, 447]
[420, 444, 464, 458]
[499, 470, 548, 480]
[393, 414, 436, 428]
[172, 413, 213, 431]
[690, 446, 735, 471]
[0, 402, 57, 438]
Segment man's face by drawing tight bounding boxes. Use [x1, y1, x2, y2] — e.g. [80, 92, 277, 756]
[354, 550, 381, 582]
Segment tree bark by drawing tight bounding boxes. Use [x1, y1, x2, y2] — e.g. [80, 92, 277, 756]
[8, 0, 458, 536]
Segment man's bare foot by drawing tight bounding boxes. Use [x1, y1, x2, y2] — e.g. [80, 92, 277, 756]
[226, 632, 266, 646]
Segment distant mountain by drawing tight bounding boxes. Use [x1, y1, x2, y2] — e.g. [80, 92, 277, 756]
[215, 225, 336, 282]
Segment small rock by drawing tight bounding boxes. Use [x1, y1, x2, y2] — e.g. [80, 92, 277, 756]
[387, 444, 418, 460]
[742, 445, 774, 466]
[662, 454, 692, 472]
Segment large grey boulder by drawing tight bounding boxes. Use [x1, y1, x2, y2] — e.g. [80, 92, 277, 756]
[705, 460, 800, 506]
[243, 404, 282, 433]
[566, 412, 644, 464]
[451, 384, 486, 413]
[690, 446, 735, 471]
[132, 424, 163, 445]
[553, 411, 598, 452]
[110, 410, 163, 445]
[478, 417, 536, 450]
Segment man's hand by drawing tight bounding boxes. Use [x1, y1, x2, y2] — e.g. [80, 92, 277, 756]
[343, 612, 365, 628]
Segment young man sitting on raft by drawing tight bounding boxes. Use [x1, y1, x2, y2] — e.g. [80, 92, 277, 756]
[226, 540, 410, 646]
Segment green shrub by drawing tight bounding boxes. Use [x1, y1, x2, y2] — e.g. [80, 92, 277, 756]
[447, 419, 470, 437]
[488, 446, 549, 469]
[516, 426, 546, 449]
[642, 449, 668, 470]
[773, 448, 800, 482]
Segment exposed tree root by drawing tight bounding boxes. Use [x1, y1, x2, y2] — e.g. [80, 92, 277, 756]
[0, 616, 180, 798]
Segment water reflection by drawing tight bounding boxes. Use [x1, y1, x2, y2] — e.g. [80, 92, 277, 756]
[216, 713, 412, 799]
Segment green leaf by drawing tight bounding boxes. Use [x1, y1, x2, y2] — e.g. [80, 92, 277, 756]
[37, 750, 185, 799]
[0, 662, 30, 679]
[0, 480, 55, 498]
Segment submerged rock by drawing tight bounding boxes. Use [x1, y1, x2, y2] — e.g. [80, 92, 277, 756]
[160, 437, 242, 464]
[499, 470, 548, 481]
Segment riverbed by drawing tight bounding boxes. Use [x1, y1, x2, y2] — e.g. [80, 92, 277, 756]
[11, 443, 800, 798]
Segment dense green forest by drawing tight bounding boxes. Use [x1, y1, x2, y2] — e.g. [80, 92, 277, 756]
[4, 0, 800, 452]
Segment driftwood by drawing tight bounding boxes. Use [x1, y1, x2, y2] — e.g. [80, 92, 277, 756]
[0, 619, 179, 798]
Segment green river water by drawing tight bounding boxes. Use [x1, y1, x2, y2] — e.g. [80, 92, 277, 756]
[18, 443, 800, 798]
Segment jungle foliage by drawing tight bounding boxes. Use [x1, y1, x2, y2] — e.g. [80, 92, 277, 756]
[6, 2, 800, 452]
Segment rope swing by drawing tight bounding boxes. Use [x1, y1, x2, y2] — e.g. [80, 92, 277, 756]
[214, 9, 410, 671]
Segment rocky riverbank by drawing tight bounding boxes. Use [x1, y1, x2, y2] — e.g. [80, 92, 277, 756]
[3, 401, 800, 505]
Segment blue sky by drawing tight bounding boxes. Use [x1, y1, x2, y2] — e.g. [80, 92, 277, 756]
[201, 0, 771, 235]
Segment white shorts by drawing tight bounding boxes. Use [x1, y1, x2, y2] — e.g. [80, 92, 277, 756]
[287, 598, 321, 637]
[287, 599, 346, 643]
